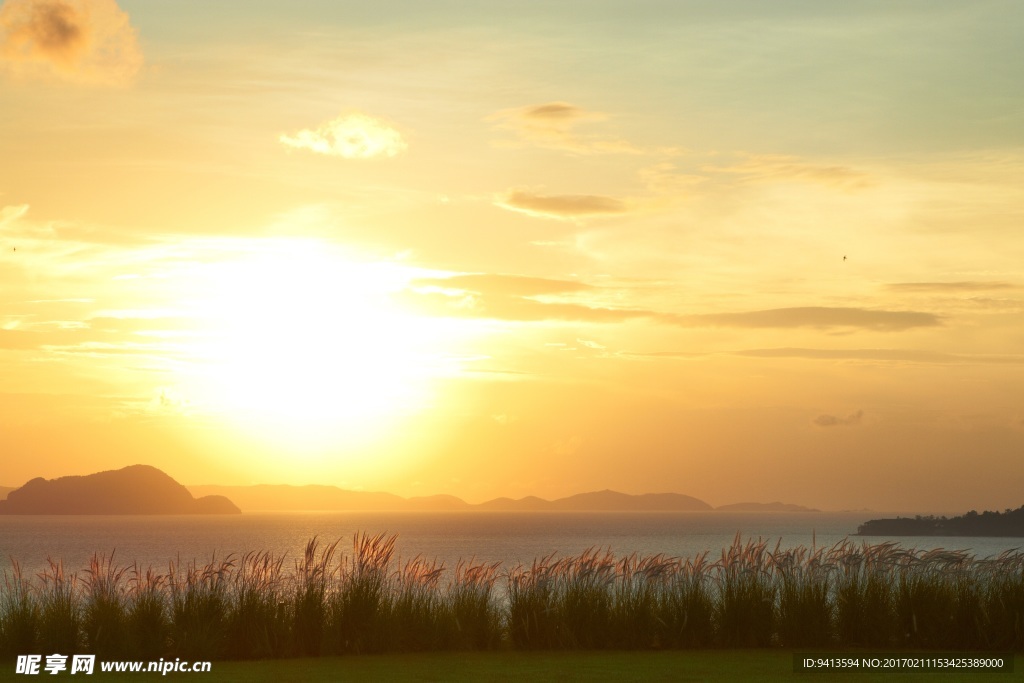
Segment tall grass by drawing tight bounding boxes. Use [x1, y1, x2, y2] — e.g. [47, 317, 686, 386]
[81, 553, 128, 658]
[1, 534, 1022, 659]
[448, 559, 502, 650]
[224, 550, 288, 659]
[384, 556, 446, 651]
[774, 544, 832, 647]
[714, 536, 775, 647]
[168, 554, 233, 660]
[37, 559, 79, 653]
[325, 531, 394, 654]
[126, 562, 168, 659]
[657, 552, 714, 648]
[0, 560, 38, 656]
[292, 537, 338, 656]
[982, 550, 1024, 651]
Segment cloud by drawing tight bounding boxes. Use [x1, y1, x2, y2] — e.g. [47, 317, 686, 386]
[412, 274, 594, 297]
[0, 203, 29, 229]
[672, 307, 941, 332]
[626, 350, 708, 360]
[736, 347, 1024, 365]
[813, 410, 864, 428]
[0, 0, 142, 86]
[401, 273, 643, 324]
[488, 101, 641, 154]
[397, 288, 646, 324]
[496, 190, 629, 220]
[280, 113, 407, 159]
[704, 153, 871, 189]
[400, 281, 943, 333]
[885, 281, 1017, 292]
[739, 347, 951, 363]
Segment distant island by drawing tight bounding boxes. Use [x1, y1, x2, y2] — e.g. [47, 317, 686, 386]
[0, 465, 240, 515]
[188, 483, 816, 514]
[2, 466, 821, 514]
[185, 485, 717, 512]
[479, 490, 714, 512]
[716, 502, 819, 512]
[857, 505, 1024, 537]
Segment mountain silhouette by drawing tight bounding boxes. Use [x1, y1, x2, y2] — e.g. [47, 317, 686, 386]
[479, 490, 713, 512]
[5, 470, 817, 515]
[191, 485, 715, 512]
[0, 465, 240, 515]
[715, 501, 819, 512]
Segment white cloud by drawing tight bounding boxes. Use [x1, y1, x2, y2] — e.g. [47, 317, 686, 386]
[0, 204, 30, 230]
[280, 112, 407, 159]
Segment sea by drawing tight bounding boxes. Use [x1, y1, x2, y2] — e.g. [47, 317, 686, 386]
[2, 511, 1022, 580]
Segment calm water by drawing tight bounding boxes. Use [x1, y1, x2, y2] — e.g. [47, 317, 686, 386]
[2, 511, 1021, 579]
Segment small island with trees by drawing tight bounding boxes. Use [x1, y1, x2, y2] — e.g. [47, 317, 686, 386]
[857, 504, 1024, 537]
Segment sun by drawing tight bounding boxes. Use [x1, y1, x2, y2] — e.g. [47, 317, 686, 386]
[179, 239, 442, 456]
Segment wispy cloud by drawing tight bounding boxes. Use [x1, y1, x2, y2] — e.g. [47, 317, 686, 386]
[398, 288, 645, 324]
[401, 272, 647, 323]
[280, 112, 407, 159]
[736, 347, 1024, 364]
[813, 410, 864, 428]
[0, 204, 29, 229]
[402, 276, 939, 334]
[496, 190, 628, 220]
[885, 281, 1017, 292]
[412, 274, 593, 297]
[0, 0, 142, 86]
[673, 307, 940, 332]
[488, 102, 641, 154]
[704, 153, 871, 189]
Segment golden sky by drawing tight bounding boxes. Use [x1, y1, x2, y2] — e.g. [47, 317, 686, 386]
[2, 0, 1023, 512]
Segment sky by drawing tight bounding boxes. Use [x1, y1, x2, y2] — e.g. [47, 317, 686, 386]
[1, 0, 1023, 513]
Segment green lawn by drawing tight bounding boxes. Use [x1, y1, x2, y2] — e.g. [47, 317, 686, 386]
[2, 651, 1015, 683]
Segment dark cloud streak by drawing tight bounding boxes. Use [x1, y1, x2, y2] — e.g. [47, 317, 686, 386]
[402, 277, 941, 332]
[496, 190, 628, 219]
[885, 281, 1016, 292]
[672, 307, 941, 331]
[814, 410, 864, 427]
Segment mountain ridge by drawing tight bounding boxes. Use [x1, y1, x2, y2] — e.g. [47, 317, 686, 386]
[0, 465, 240, 515]
[188, 483, 813, 513]
[0, 466, 821, 514]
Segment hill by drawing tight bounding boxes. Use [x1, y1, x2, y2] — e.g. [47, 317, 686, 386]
[481, 490, 712, 512]
[857, 505, 1024, 537]
[0, 465, 240, 515]
[191, 485, 715, 512]
[716, 502, 819, 512]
